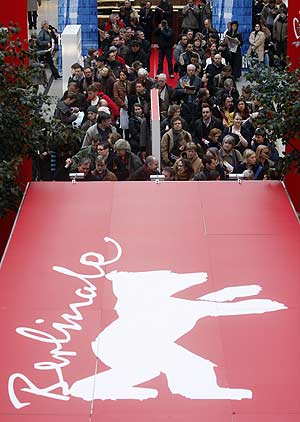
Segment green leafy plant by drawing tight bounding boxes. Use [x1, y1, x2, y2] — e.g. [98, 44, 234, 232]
[0, 23, 82, 217]
[246, 64, 300, 175]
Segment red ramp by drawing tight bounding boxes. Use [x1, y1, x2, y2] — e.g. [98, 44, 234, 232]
[0, 181, 299, 422]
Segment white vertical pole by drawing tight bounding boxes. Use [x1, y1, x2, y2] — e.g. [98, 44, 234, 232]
[150, 88, 161, 171]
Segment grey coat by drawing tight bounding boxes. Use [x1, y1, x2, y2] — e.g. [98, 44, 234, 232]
[27, 0, 41, 12]
[37, 28, 52, 50]
[82, 123, 117, 148]
[181, 4, 200, 30]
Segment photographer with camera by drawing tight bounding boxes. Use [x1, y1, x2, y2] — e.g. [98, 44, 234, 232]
[181, 0, 200, 34]
[153, 20, 174, 78]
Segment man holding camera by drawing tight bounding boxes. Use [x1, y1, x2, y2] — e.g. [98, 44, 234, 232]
[153, 20, 174, 78]
[181, 0, 200, 34]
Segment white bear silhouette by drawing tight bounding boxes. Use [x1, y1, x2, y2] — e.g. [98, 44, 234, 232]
[70, 270, 286, 401]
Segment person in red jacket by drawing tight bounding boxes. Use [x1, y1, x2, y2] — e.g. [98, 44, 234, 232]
[86, 83, 120, 123]
[104, 13, 125, 32]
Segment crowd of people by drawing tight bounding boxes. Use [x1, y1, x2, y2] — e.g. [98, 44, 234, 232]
[32, 0, 288, 182]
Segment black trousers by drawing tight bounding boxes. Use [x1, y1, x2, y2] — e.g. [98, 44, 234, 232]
[157, 47, 173, 76]
[28, 11, 38, 30]
[40, 51, 60, 79]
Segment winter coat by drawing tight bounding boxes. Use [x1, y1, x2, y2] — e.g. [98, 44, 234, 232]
[247, 30, 265, 62]
[273, 17, 288, 43]
[139, 7, 155, 36]
[96, 75, 115, 98]
[54, 101, 77, 125]
[92, 169, 118, 181]
[262, 4, 279, 27]
[114, 152, 143, 180]
[219, 147, 243, 173]
[113, 80, 129, 109]
[198, 3, 212, 25]
[37, 28, 52, 51]
[193, 116, 224, 147]
[129, 115, 143, 148]
[153, 26, 174, 50]
[82, 123, 117, 148]
[174, 42, 186, 64]
[174, 155, 203, 175]
[125, 49, 148, 68]
[71, 145, 98, 170]
[181, 4, 200, 30]
[128, 164, 158, 181]
[27, 0, 41, 12]
[161, 128, 192, 165]
[154, 0, 173, 26]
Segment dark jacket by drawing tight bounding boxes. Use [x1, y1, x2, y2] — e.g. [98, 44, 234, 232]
[251, 139, 279, 162]
[92, 169, 118, 181]
[155, 0, 173, 26]
[125, 48, 148, 68]
[128, 92, 151, 117]
[153, 26, 174, 50]
[36, 28, 51, 50]
[114, 152, 143, 180]
[139, 7, 155, 37]
[128, 164, 159, 181]
[193, 116, 224, 147]
[129, 114, 143, 151]
[54, 166, 96, 181]
[54, 101, 77, 125]
[239, 163, 265, 180]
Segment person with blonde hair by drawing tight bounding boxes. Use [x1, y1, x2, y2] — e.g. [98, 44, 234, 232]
[174, 158, 194, 181]
[221, 113, 250, 153]
[173, 142, 203, 175]
[240, 148, 264, 180]
[255, 145, 275, 179]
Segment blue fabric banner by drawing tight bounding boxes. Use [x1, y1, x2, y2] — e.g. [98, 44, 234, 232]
[213, 0, 252, 54]
[58, 0, 98, 56]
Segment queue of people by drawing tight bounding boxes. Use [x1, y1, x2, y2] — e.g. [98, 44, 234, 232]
[33, 0, 286, 182]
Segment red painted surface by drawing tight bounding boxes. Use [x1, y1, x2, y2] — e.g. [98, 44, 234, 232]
[149, 47, 178, 87]
[0, 181, 299, 422]
[0, 0, 27, 39]
[0, 1, 31, 258]
[288, 1, 300, 65]
[286, 1, 300, 212]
